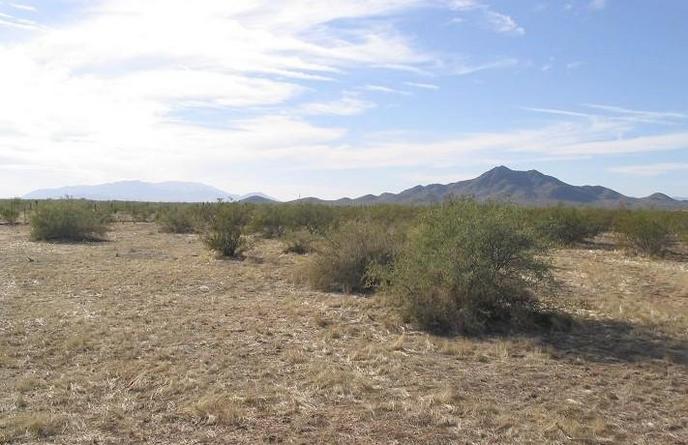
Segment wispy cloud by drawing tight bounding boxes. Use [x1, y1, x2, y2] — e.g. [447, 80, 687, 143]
[404, 81, 439, 90]
[363, 84, 411, 95]
[584, 104, 688, 124]
[300, 93, 375, 116]
[0, 10, 41, 30]
[451, 57, 519, 75]
[448, 1, 525, 36]
[610, 163, 688, 176]
[484, 10, 525, 35]
[8, 3, 36, 12]
[524, 104, 688, 126]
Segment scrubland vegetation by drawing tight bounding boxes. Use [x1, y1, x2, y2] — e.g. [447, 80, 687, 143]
[2, 198, 687, 443]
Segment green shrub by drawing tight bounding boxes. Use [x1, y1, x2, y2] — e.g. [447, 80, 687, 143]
[614, 211, 674, 257]
[157, 206, 198, 233]
[283, 229, 317, 254]
[30, 201, 110, 241]
[201, 204, 252, 258]
[250, 205, 289, 238]
[386, 201, 550, 334]
[535, 206, 603, 246]
[304, 220, 401, 293]
[0, 198, 22, 224]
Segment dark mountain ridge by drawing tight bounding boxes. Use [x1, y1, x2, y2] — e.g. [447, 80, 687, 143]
[294, 166, 686, 209]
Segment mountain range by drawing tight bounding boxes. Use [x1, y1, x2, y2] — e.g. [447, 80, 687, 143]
[295, 166, 686, 209]
[23, 167, 686, 209]
[24, 180, 276, 203]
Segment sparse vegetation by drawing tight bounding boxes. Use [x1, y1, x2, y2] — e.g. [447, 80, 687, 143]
[386, 201, 550, 334]
[29, 200, 110, 241]
[1, 212, 687, 444]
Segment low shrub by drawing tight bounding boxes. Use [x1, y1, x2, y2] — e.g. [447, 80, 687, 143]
[386, 200, 550, 334]
[614, 211, 674, 257]
[283, 229, 317, 254]
[30, 201, 110, 241]
[201, 204, 252, 258]
[157, 206, 198, 233]
[304, 220, 401, 293]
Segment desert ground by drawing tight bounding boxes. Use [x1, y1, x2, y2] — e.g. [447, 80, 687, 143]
[1, 222, 687, 444]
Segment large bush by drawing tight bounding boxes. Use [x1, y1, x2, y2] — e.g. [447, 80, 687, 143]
[283, 229, 318, 254]
[534, 206, 605, 246]
[614, 211, 674, 257]
[0, 198, 22, 224]
[201, 204, 252, 258]
[304, 220, 401, 293]
[156, 206, 199, 233]
[386, 201, 550, 334]
[249, 205, 290, 238]
[30, 201, 110, 241]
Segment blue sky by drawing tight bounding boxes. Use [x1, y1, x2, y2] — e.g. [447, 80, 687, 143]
[0, 0, 687, 199]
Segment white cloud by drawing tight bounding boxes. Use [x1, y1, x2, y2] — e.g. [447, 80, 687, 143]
[8, 3, 36, 12]
[363, 84, 411, 95]
[300, 93, 376, 116]
[484, 10, 525, 35]
[450, 57, 519, 75]
[404, 81, 439, 90]
[610, 163, 688, 176]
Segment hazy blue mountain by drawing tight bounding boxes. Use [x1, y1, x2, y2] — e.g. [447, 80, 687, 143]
[26, 180, 238, 203]
[293, 166, 686, 209]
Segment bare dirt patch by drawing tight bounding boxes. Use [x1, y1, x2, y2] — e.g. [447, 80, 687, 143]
[1, 223, 686, 444]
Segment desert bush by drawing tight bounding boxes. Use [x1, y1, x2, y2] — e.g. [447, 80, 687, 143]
[201, 204, 252, 258]
[386, 200, 550, 334]
[288, 203, 339, 235]
[30, 200, 110, 241]
[304, 220, 401, 293]
[614, 211, 674, 256]
[156, 206, 198, 233]
[250, 205, 290, 238]
[534, 206, 603, 245]
[283, 229, 318, 254]
[0, 198, 22, 224]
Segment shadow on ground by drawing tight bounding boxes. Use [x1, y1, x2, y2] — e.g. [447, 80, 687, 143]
[534, 314, 688, 365]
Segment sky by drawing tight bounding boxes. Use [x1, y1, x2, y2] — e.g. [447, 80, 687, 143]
[1, 0, 687, 200]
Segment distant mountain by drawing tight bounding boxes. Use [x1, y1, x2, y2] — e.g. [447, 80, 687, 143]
[238, 195, 279, 204]
[293, 166, 686, 209]
[24, 181, 269, 203]
[236, 193, 278, 203]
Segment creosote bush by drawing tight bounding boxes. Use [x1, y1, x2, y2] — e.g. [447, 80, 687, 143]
[201, 204, 252, 258]
[30, 200, 110, 241]
[534, 206, 605, 246]
[614, 211, 674, 257]
[156, 206, 199, 233]
[283, 229, 318, 254]
[0, 198, 22, 225]
[386, 200, 550, 334]
[304, 220, 401, 293]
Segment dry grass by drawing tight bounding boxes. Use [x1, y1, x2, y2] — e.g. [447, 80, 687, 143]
[0, 223, 687, 444]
